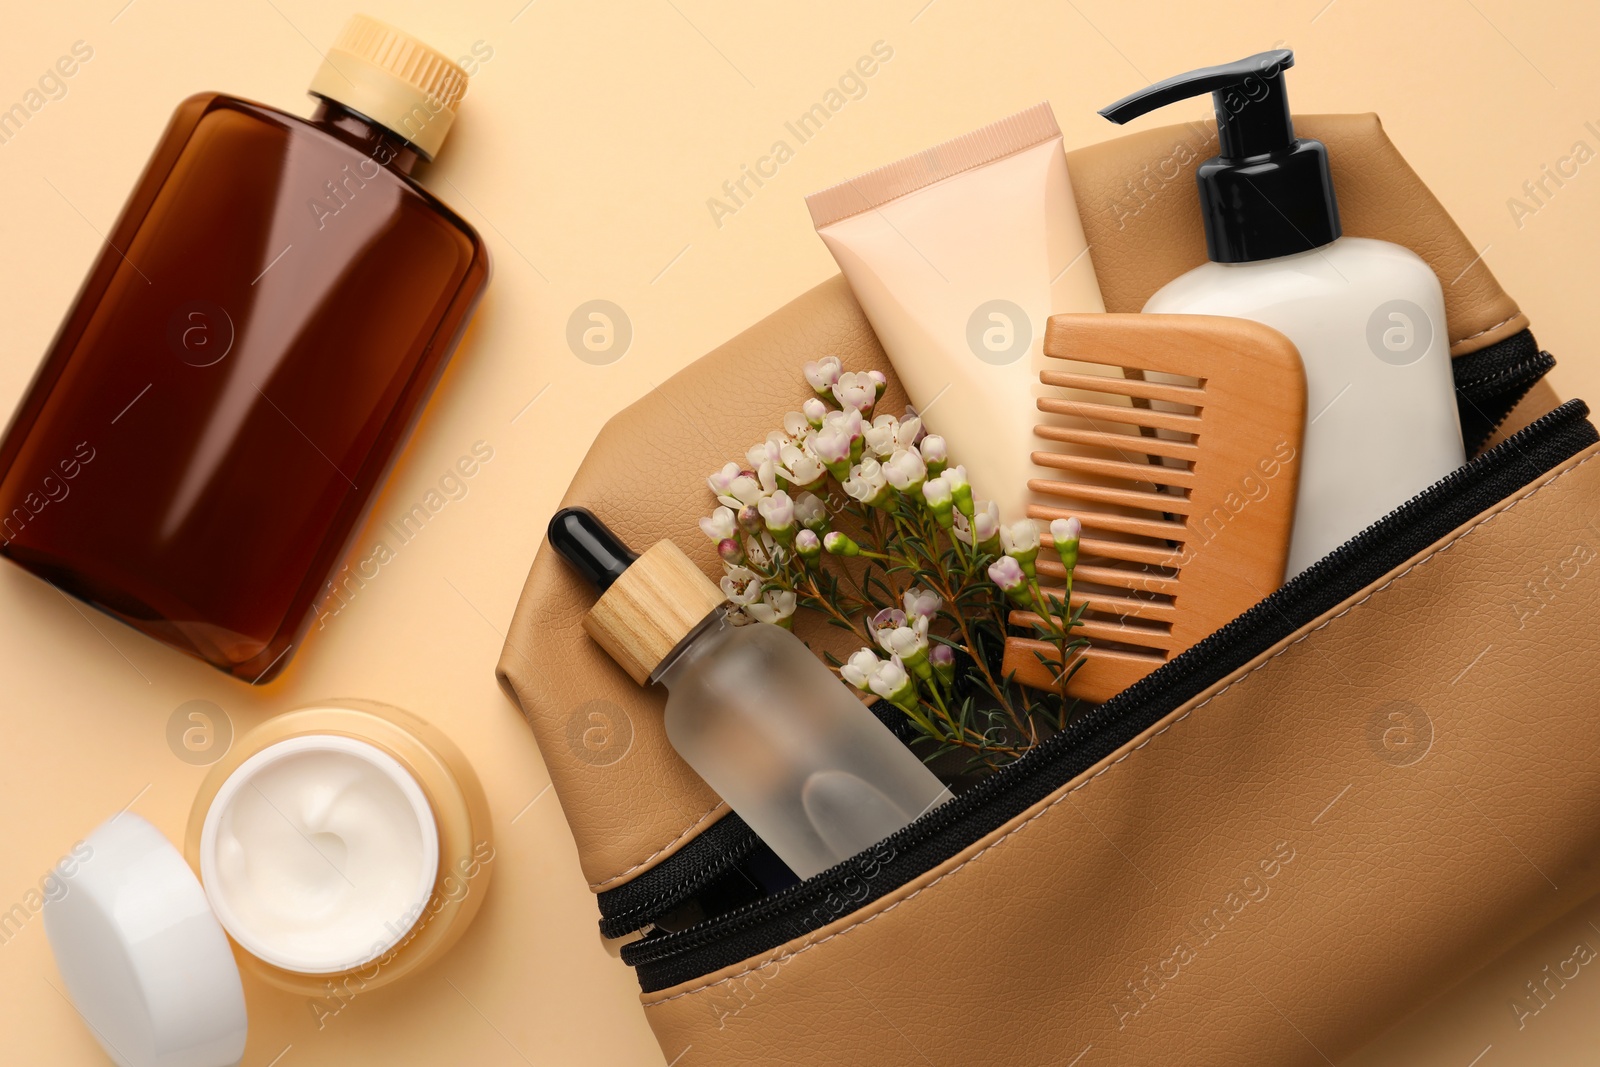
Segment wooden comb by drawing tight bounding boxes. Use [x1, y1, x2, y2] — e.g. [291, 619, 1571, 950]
[1002, 313, 1306, 703]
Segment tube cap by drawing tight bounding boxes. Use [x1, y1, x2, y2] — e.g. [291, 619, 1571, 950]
[1100, 50, 1341, 263]
[307, 15, 468, 160]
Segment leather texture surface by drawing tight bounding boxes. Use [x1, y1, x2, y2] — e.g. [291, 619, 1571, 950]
[497, 113, 1533, 895]
[639, 441, 1600, 1066]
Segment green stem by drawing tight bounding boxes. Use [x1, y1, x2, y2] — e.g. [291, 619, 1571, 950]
[794, 572, 875, 649]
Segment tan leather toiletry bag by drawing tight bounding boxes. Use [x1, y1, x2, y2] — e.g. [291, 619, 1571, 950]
[498, 115, 1592, 1065]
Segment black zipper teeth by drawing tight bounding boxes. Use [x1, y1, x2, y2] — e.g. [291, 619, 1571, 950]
[1459, 350, 1552, 393]
[597, 815, 761, 939]
[598, 844, 754, 940]
[1453, 329, 1555, 453]
[624, 399, 1597, 991]
[1460, 352, 1554, 413]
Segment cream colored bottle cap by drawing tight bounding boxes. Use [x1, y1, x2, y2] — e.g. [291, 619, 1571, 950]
[308, 14, 469, 160]
[584, 541, 728, 685]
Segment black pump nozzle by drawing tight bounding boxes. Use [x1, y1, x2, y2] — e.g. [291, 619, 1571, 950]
[1099, 50, 1298, 159]
[548, 507, 638, 593]
[1099, 50, 1341, 264]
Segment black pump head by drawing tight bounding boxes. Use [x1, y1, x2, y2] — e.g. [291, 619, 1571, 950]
[548, 507, 638, 593]
[1099, 50, 1341, 263]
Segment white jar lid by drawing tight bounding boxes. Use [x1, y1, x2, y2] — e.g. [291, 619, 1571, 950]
[43, 813, 247, 1067]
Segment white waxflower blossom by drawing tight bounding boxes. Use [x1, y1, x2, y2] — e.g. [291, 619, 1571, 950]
[863, 415, 899, 458]
[842, 457, 889, 506]
[707, 461, 742, 497]
[943, 463, 970, 502]
[1050, 516, 1081, 543]
[1000, 517, 1041, 577]
[988, 555, 1028, 600]
[794, 491, 827, 530]
[1050, 515, 1082, 573]
[881, 624, 927, 660]
[726, 472, 767, 508]
[972, 501, 1000, 543]
[812, 411, 861, 470]
[953, 500, 1002, 547]
[882, 448, 927, 492]
[804, 355, 842, 393]
[870, 607, 906, 650]
[819, 405, 864, 443]
[868, 656, 914, 707]
[864, 413, 922, 457]
[746, 588, 797, 626]
[922, 474, 954, 528]
[840, 647, 883, 691]
[802, 396, 828, 427]
[719, 566, 764, 606]
[794, 528, 822, 559]
[779, 441, 826, 488]
[1000, 518, 1040, 555]
[758, 490, 796, 532]
[699, 506, 736, 542]
[832, 371, 878, 414]
[746, 437, 781, 470]
[811, 426, 850, 466]
[903, 586, 941, 620]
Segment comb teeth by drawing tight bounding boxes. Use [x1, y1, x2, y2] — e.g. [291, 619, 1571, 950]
[1023, 358, 1198, 669]
[1040, 368, 1206, 406]
[1003, 313, 1305, 704]
[1036, 395, 1202, 435]
[1034, 423, 1199, 462]
[1032, 449, 1198, 487]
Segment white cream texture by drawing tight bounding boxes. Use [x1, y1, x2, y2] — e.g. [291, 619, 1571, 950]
[200, 736, 438, 974]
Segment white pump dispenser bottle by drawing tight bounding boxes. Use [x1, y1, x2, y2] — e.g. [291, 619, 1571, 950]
[1101, 51, 1464, 576]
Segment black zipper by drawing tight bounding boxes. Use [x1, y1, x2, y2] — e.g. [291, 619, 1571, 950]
[1453, 328, 1555, 454]
[597, 812, 762, 938]
[624, 399, 1597, 992]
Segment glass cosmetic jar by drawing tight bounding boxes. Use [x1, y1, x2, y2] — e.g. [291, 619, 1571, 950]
[43, 700, 493, 1066]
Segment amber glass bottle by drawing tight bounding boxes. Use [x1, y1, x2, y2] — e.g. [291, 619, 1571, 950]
[0, 17, 490, 682]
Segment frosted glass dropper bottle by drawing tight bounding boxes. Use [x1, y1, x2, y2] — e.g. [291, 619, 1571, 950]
[1100, 50, 1465, 576]
[549, 508, 951, 879]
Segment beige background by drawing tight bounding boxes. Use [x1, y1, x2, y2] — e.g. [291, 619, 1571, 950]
[0, 1, 1596, 1064]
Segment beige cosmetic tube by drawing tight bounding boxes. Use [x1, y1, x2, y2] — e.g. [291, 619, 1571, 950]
[807, 102, 1113, 523]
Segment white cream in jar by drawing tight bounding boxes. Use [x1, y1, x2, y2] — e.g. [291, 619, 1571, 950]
[198, 735, 440, 974]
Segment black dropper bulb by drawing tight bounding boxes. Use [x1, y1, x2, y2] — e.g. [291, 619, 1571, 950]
[548, 507, 638, 593]
[1098, 49, 1341, 264]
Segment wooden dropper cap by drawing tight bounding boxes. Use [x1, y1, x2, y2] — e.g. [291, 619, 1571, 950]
[549, 508, 726, 685]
